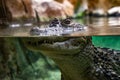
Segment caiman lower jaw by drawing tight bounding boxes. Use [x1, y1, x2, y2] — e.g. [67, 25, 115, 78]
[36, 41, 82, 58]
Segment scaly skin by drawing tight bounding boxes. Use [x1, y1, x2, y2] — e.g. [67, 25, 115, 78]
[21, 37, 93, 80]
[21, 37, 120, 80]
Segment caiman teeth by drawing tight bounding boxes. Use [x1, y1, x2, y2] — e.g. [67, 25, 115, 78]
[23, 37, 77, 48]
[35, 37, 72, 44]
[50, 39, 80, 50]
[43, 40, 58, 44]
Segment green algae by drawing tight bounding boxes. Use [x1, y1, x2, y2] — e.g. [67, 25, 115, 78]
[92, 36, 120, 50]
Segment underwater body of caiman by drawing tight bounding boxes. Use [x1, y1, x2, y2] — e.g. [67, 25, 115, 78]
[21, 37, 120, 80]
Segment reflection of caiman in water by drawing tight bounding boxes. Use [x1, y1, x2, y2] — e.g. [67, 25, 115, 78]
[30, 17, 87, 36]
[22, 37, 120, 80]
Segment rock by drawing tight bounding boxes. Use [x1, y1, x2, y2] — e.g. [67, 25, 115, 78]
[62, 0, 74, 16]
[0, 0, 74, 22]
[55, 0, 64, 3]
[91, 9, 107, 17]
[84, 0, 120, 17]
[6, 0, 33, 19]
[1, 0, 120, 21]
[32, 0, 66, 20]
[55, 0, 79, 10]
[108, 7, 120, 17]
[0, 0, 12, 23]
[32, 0, 74, 21]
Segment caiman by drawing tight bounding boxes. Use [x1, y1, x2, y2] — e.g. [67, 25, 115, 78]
[21, 37, 120, 80]
[30, 17, 86, 36]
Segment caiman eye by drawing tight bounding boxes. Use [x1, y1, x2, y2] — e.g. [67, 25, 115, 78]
[62, 18, 71, 25]
[64, 20, 70, 24]
[54, 18, 59, 21]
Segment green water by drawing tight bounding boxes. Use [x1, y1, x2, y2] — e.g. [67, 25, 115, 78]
[92, 36, 120, 50]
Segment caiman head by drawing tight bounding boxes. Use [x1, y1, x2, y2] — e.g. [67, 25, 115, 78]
[21, 37, 95, 80]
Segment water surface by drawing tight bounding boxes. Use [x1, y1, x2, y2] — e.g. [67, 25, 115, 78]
[0, 17, 120, 36]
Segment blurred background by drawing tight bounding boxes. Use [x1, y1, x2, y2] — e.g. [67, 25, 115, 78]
[0, 0, 120, 21]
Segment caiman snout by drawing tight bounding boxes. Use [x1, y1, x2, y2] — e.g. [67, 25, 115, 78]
[21, 37, 91, 58]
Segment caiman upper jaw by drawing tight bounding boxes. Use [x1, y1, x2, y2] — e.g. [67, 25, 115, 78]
[21, 37, 91, 52]
[22, 37, 71, 45]
[21, 37, 91, 59]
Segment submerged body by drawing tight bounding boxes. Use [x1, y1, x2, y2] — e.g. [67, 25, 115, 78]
[22, 37, 120, 80]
